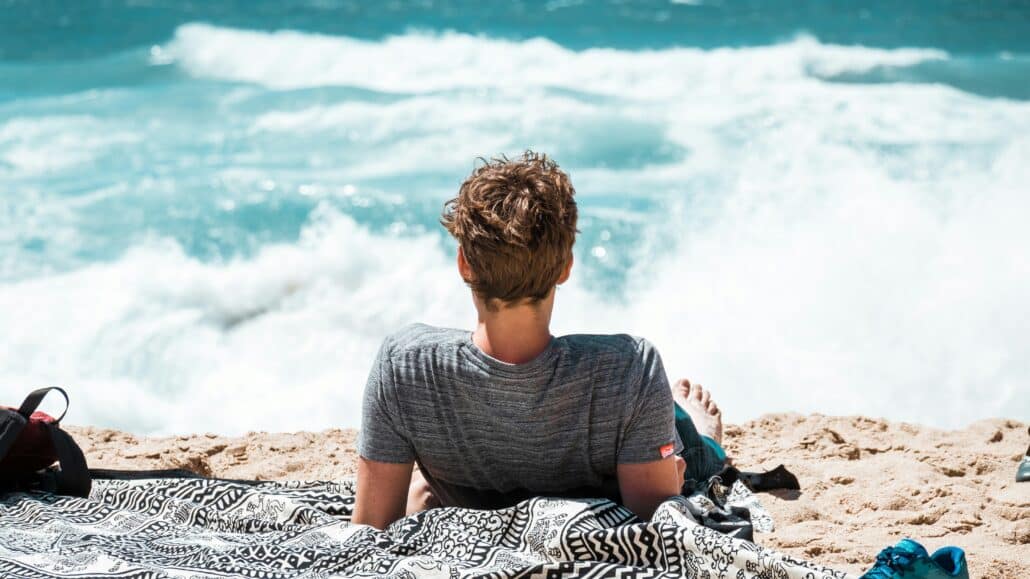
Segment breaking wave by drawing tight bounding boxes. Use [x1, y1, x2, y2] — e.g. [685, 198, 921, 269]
[2, 24, 1028, 433]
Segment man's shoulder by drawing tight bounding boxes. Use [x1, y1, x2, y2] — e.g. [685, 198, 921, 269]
[558, 333, 657, 361]
[556, 334, 665, 396]
[382, 323, 467, 356]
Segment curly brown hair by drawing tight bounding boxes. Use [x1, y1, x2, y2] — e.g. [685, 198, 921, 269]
[441, 152, 578, 309]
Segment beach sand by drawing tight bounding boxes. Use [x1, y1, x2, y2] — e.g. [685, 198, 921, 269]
[71, 414, 1028, 578]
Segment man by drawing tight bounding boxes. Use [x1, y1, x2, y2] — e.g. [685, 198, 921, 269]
[354, 152, 725, 530]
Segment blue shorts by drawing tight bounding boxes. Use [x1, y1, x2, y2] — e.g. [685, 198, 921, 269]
[674, 403, 727, 484]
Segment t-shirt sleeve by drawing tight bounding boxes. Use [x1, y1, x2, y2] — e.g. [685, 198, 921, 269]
[356, 338, 416, 463]
[616, 340, 684, 464]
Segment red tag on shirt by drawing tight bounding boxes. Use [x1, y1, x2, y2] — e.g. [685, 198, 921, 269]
[660, 443, 675, 458]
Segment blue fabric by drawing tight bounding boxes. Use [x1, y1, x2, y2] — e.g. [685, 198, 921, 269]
[674, 403, 726, 483]
[930, 547, 966, 576]
[861, 538, 969, 579]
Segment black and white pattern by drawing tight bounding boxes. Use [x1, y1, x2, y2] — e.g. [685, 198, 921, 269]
[0, 479, 850, 578]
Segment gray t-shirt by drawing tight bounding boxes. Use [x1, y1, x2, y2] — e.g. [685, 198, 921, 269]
[357, 323, 682, 510]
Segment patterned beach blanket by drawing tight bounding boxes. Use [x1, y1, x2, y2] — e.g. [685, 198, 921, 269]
[0, 478, 849, 578]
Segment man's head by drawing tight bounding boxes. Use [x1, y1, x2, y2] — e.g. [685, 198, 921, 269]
[442, 152, 578, 311]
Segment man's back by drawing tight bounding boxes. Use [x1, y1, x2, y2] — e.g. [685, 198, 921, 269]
[353, 153, 689, 528]
[359, 323, 681, 510]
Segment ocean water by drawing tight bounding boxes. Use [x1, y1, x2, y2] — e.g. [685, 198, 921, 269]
[1, 1, 1028, 434]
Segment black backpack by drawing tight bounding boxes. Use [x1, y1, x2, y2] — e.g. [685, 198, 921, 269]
[0, 387, 91, 497]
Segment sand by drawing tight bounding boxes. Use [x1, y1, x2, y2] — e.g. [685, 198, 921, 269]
[70, 414, 1028, 578]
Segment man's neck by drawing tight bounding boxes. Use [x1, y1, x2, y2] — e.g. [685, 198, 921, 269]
[471, 293, 555, 365]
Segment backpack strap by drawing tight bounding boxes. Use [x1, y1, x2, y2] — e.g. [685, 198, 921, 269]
[46, 424, 92, 497]
[90, 468, 263, 486]
[17, 387, 70, 423]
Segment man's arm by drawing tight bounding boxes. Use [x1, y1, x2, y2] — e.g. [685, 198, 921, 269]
[615, 339, 686, 521]
[353, 456, 414, 530]
[356, 335, 418, 529]
[616, 455, 685, 521]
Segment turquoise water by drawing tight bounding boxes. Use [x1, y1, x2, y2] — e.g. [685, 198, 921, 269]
[1, 1, 1028, 433]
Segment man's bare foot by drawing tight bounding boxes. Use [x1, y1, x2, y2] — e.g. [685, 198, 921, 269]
[672, 378, 723, 445]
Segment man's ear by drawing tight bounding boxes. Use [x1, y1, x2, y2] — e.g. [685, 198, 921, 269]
[457, 246, 474, 283]
[557, 254, 574, 285]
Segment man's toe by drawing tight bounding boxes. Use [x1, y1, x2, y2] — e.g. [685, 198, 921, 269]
[690, 383, 703, 401]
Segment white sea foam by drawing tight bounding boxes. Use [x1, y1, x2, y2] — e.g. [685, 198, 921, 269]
[0, 208, 469, 433]
[0, 116, 140, 175]
[2, 167, 1027, 433]
[165, 24, 946, 96]
[2, 25, 1028, 434]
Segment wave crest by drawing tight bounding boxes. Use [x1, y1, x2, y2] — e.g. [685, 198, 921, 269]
[165, 24, 947, 95]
